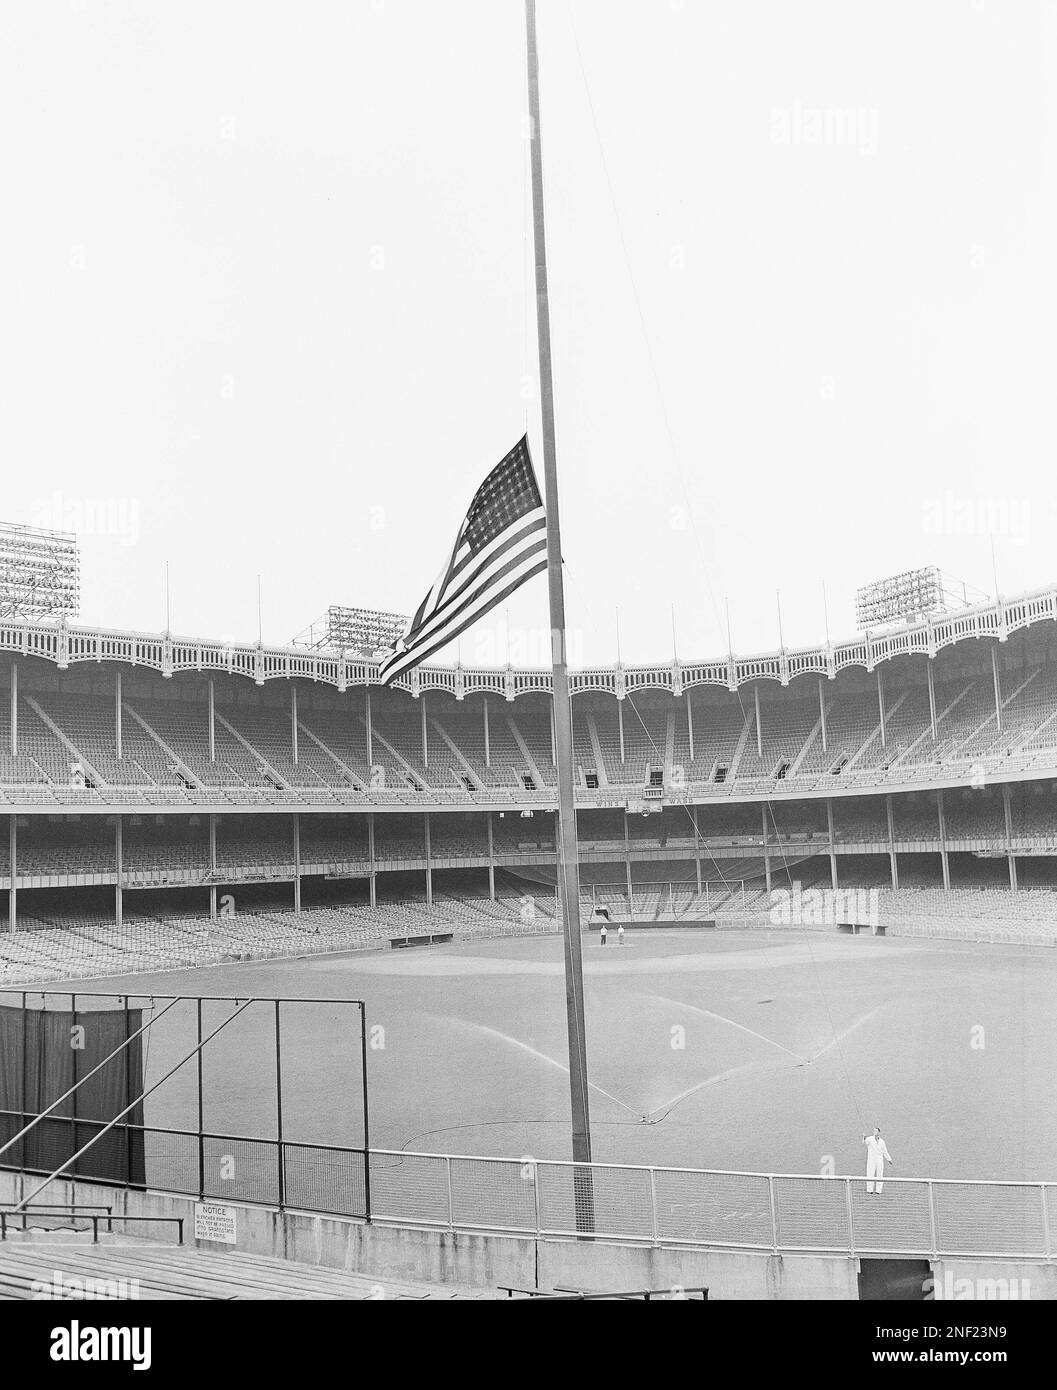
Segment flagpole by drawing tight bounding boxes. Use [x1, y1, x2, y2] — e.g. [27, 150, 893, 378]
[525, 0, 593, 1177]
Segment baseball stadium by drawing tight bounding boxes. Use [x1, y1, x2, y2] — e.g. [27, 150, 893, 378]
[2, 0, 1056, 1312]
[1, 539, 1056, 1300]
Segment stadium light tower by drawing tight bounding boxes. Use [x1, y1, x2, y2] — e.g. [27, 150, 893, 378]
[292, 605, 409, 659]
[854, 566, 945, 631]
[0, 521, 79, 620]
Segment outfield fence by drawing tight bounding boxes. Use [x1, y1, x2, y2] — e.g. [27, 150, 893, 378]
[1, 1111, 1053, 1261]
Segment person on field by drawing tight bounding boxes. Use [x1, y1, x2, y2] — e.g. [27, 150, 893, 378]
[863, 1128, 893, 1194]
[590, 904, 610, 943]
[618, 925, 625, 946]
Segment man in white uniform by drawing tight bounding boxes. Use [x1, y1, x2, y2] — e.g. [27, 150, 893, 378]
[863, 1128, 893, 1194]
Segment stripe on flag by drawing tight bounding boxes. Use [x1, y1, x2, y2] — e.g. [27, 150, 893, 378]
[378, 436, 547, 685]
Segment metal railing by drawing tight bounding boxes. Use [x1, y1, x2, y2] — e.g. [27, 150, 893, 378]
[499, 1283, 709, 1299]
[1, 1115, 1051, 1261]
[366, 1151, 1056, 1262]
[0, 1208, 184, 1244]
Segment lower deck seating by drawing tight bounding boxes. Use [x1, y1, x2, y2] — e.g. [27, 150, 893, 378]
[0, 893, 562, 983]
[0, 882, 1053, 984]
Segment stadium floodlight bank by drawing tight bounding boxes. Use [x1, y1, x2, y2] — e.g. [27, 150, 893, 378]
[0, 522, 79, 621]
[293, 605, 410, 659]
[855, 566, 945, 631]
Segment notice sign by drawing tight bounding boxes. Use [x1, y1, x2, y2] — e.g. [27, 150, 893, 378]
[194, 1201, 237, 1245]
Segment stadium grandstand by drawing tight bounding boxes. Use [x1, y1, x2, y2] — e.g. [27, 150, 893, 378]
[2, 582, 1057, 981]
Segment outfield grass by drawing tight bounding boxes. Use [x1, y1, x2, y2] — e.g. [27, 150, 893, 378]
[46, 928, 1057, 1181]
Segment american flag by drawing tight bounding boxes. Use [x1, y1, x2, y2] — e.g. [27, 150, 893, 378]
[378, 436, 547, 685]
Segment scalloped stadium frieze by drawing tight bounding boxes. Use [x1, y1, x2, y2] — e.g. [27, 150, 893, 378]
[1, 584, 1055, 698]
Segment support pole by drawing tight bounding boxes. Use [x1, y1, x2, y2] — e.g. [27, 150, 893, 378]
[693, 805, 702, 894]
[1003, 784, 1017, 892]
[754, 686, 763, 759]
[623, 808, 633, 910]
[115, 816, 123, 928]
[876, 669, 886, 749]
[368, 811, 377, 908]
[207, 679, 215, 762]
[818, 678, 827, 754]
[208, 813, 217, 920]
[275, 1000, 285, 1208]
[487, 811, 496, 900]
[115, 670, 122, 759]
[424, 812, 433, 906]
[827, 799, 838, 891]
[123, 995, 133, 1186]
[991, 645, 1003, 733]
[71, 993, 78, 1162]
[527, 0, 592, 1172]
[9, 662, 16, 756]
[686, 691, 694, 763]
[483, 698, 491, 768]
[19, 989, 27, 1145]
[927, 661, 937, 742]
[617, 697, 625, 765]
[291, 684, 298, 765]
[365, 690, 374, 773]
[293, 814, 301, 914]
[196, 998, 204, 1197]
[762, 804, 771, 895]
[937, 791, 950, 891]
[8, 815, 16, 933]
[886, 794, 898, 889]
[360, 1002, 372, 1223]
[421, 695, 428, 769]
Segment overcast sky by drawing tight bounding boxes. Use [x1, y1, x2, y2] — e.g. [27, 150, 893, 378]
[2, 0, 1056, 667]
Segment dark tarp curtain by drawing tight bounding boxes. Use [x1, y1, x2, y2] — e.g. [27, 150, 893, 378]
[0, 1004, 146, 1184]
